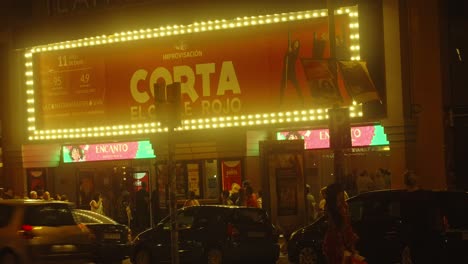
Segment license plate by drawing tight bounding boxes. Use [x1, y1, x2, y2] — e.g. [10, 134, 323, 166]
[104, 233, 120, 240]
[247, 231, 265, 238]
[51, 245, 77, 252]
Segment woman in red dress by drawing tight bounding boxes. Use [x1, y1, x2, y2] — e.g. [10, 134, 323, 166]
[322, 183, 359, 264]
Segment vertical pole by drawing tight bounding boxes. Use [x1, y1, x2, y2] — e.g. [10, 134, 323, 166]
[327, 0, 345, 184]
[327, 0, 336, 60]
[168, 124, 179, 264]
[153, 82, 180, 263]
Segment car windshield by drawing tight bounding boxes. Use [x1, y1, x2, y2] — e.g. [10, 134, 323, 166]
[24, 203, 76, 226]
[72, 209, 117, 224]
[232, 208, 269, 225]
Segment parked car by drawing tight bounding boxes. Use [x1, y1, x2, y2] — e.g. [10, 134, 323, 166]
[132, 205, 280, 264]
[72, 209, 132, 263]
[0, 199, 95, 264]
[287, 189, 468, 264]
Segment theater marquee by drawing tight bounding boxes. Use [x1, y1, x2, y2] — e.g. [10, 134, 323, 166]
[24, 5, 362, 140]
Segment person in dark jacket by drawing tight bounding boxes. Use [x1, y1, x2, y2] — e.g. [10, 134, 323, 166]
[135, 182, 150, 232]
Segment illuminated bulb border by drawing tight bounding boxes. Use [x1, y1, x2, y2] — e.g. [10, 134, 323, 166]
[24, 6, 362, 141]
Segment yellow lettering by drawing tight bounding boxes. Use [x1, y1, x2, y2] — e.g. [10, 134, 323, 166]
[218, 61, 240, 95]
[174, 65, 197, 102]
[130, 69, 149, 103]
[202, 100, 211, 115]
[184, 102, 193, 116]
[196, 63, 215, 97]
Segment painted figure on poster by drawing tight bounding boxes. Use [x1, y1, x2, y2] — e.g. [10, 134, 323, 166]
[70, 145, 85, 162]
[280, 37, 304, 107]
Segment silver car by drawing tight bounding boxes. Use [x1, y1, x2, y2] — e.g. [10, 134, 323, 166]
[0, 199, 95, 264]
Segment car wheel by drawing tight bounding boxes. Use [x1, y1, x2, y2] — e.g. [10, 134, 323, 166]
[134, 248, 152, 264]
[206, 248, 223, 264]
[299, 247, 319, 264]
[0, 251, 18, 264]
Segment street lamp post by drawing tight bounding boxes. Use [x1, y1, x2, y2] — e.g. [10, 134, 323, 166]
[154, 82, 182, 264]
[327, 0, 349, 184]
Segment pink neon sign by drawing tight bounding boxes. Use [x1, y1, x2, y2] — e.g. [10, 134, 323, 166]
[62, 140, 155, 163]
[277, 125, 389, 149]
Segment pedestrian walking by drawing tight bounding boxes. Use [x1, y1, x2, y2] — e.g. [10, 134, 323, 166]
[117, 190, 132, 227]
[29, 191, 38, 199]
[245, 186, 258, 208]
[183, 191, 200, 207]
[256, 190, 263, 208]
[220, 190, 233, 205]
[135, 182, 150, 231]
[305, 184, 317, 223]
[42, 191, 51, 201]
[322, 183, 359, 264]
[90, 192, 105, 215]
[228, 183, 241, 205]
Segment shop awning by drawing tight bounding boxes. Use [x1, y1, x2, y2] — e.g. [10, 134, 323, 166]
[22, 143, 61, 168]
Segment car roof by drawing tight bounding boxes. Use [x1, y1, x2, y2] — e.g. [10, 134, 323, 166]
[349, 189, 468, 200]
[188, 205, 246, 208]
[73, 208, 118, 224]
[181, 205, 265, 211]
[0, 199, 72, 205]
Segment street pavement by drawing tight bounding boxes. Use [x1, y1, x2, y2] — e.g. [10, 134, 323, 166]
[122, 254, 290, 264]
[122, 235, 291, 263]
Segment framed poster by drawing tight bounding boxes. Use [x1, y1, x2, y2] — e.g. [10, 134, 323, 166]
[27, 168, 47, 194]
[187, 163, 200, 196]
[276, 168, 298, 216]
[221, 160, 242, 191]
[133, 171, 149, 192]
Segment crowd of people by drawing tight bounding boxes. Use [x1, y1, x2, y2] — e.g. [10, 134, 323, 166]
[343, 168, 392, 197]
[219, 180, 262, 208]
[181, 180, 263, 209]
[0, 187, 15, 199]
[302, 168, 391, 225]
[0, 187, 69, 202]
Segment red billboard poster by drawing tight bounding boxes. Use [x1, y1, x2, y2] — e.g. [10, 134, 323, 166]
[27, 168, 46, 194]
[221, 160, 242, 192]
[31, 12, 353, 130]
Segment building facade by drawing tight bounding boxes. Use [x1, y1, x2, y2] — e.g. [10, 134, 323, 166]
[1, 0, 463, 227]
